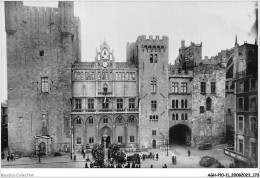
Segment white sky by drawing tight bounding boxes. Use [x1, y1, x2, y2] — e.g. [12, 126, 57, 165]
[1, 1, 257, 102]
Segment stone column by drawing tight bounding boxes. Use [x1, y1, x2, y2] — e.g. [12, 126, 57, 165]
[113, 125, 116, 143]
[125, 124, 128, 146]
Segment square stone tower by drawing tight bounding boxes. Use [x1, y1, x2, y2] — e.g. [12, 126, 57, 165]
[135, 35, 169, 149]
[5, 1, 81, 155]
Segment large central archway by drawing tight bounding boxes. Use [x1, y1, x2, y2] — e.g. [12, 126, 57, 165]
[169, 124, 191, 146]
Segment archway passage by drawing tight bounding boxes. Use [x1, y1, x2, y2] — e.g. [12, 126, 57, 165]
[169, 124, 191, 146]
[101, 136, 110, 147]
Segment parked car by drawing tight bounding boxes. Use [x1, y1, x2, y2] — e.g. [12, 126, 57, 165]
[198, 143, 212, 150]
[199, 156, 224, 168]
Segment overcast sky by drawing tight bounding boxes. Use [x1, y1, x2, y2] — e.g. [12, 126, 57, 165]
[1, 1, 257, 102]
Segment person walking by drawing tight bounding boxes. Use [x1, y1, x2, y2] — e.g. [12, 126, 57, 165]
[150, 164, 153, 168]
[187, 149, 191, 157]
[156, 153, 159, 160]
[85, 162, 88, 168]
[7, 155, 9, 162]
[74, 155, 76, 162]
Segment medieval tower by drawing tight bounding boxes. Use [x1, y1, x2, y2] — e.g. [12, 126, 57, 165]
[136, 35, 169, 149]
[5, 1, 80, 154]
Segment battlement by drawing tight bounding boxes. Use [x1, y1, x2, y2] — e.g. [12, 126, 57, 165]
[137, 35, 168, 42]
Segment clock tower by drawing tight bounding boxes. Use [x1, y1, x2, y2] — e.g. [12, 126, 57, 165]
[95, 41, 115, 69]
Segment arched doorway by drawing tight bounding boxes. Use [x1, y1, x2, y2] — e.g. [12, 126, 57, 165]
[169, 124, 191, 146]
[152, 139, 156, 149]
[100, 126, 112, 147]
[39, 142, 46, 154]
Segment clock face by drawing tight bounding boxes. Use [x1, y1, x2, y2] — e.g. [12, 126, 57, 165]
[102, 61, 109, 68]
[101, 49, 109, 60]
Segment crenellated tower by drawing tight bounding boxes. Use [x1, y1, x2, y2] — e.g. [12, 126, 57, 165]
[135, 35, 169, 149]
[5, 1, 80, 155]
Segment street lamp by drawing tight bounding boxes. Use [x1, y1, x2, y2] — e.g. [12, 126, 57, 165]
[103, 131, 108, 164]
[166, 140, 169, 156]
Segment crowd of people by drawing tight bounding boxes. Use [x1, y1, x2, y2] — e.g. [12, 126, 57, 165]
[1, 152, 16, 162]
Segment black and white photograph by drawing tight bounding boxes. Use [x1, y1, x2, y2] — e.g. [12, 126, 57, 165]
[1, 0, 258, 177]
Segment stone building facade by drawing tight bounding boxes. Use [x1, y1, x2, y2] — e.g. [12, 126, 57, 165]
[6, 1, 230, 155]
[191, 65, 226, 146]
[1, 102, 8, 151]
[5, 1, 80, 155]
[224, 41, 258, 168]
[71, 41, 139, 150]
[168, 70, 193, 146]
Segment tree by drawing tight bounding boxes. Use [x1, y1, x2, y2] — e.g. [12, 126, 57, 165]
[109, 144, 126, 164]
[91, 144, 105, 167]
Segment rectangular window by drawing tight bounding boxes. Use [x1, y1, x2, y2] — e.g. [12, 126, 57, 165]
[130, 136, 135, 142]
[116, 72, 118, 80]
[251, 142, 256, 157]
[238, 97, 244, 111]
[75, 99, 82, 110]
[151, 100, 157, 110]
[129, 72, 133, 80]
[201, 82, 206, 93]
[41, 77, 49, 93]
[211, 82, 216, 93]
[126, 72, 129, 80]
[250, 117, 257, 133]
[152, 130, 156, 136]
[98, 72, 101, 80]
[89, 137, 94, 144]
[117, 98, 123, 109]
[118, 136, 123, 143]
[122, 72, 125, 80]
[172, 82, 178, 93]
[129, 98, 135, 109]
[77, 137, 81, 144]
[238, 82, 244, 92]
[250, 78, 257, 90]
[200, 106, 205, 113]
[238, 139, 243, 154]
[250, 97, 257, 111]
[151, 79, 157, 93]
[238, 116, 244, 131]
[88, 99, 94, 109]
[102, 98, 109, 109]
[181, 83, 187, 93]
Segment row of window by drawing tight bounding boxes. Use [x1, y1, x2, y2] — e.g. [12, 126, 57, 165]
[237, 96, 257, 112]
[172, 113, 188, 121]
[237, 78, 257, 93]
[238, 116, 257, 133]
[172, 82, 188, 93]
[74, 71, 136, 81]
[201, 82, 216, 94]
[74, 98, 136, 110]
[75, 116, 137, 125]
[172, 99, 188, 109]
[76, 136, 135, 144]
[142, 45, 165, 52]
[150, 115, 159, 121]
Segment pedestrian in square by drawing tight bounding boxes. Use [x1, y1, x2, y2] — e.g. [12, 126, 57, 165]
[7, 155, 9, 162]
[74, 155, 76, 162]
[152, 153, 155, 160]
[85, 162, 88, 168]
[187, 149, 191, 157]
[156, 153, 159, 160]
[150, 164, 153, 168]
[10, 154, 13, 161]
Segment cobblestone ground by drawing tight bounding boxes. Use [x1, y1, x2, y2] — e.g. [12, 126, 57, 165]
[1, 144, 232, 168]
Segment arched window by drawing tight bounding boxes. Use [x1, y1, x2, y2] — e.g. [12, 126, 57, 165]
[172, 100, 175, 108]
[150, 54, 153, 63]
[206, 97, 212, 111]
[176, 100, 179, 108]
[88, 117, 94, 124]
[181, 113, 184, 120]
[116, 116, 123, 124]
[157, 46, 161, 52]
[185, 100, 187, 108]
[76, 118, 82, 125]
[176, 114, 178, 120]
[103, 83, 108, 93]
[172, 114, 175, 120]
[103, 117, 108, 123]
[185, 113, 188, 120]
[154, 54, 158, 63]
[128, 116, 136, 124]
[181, 100, 184, 108]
